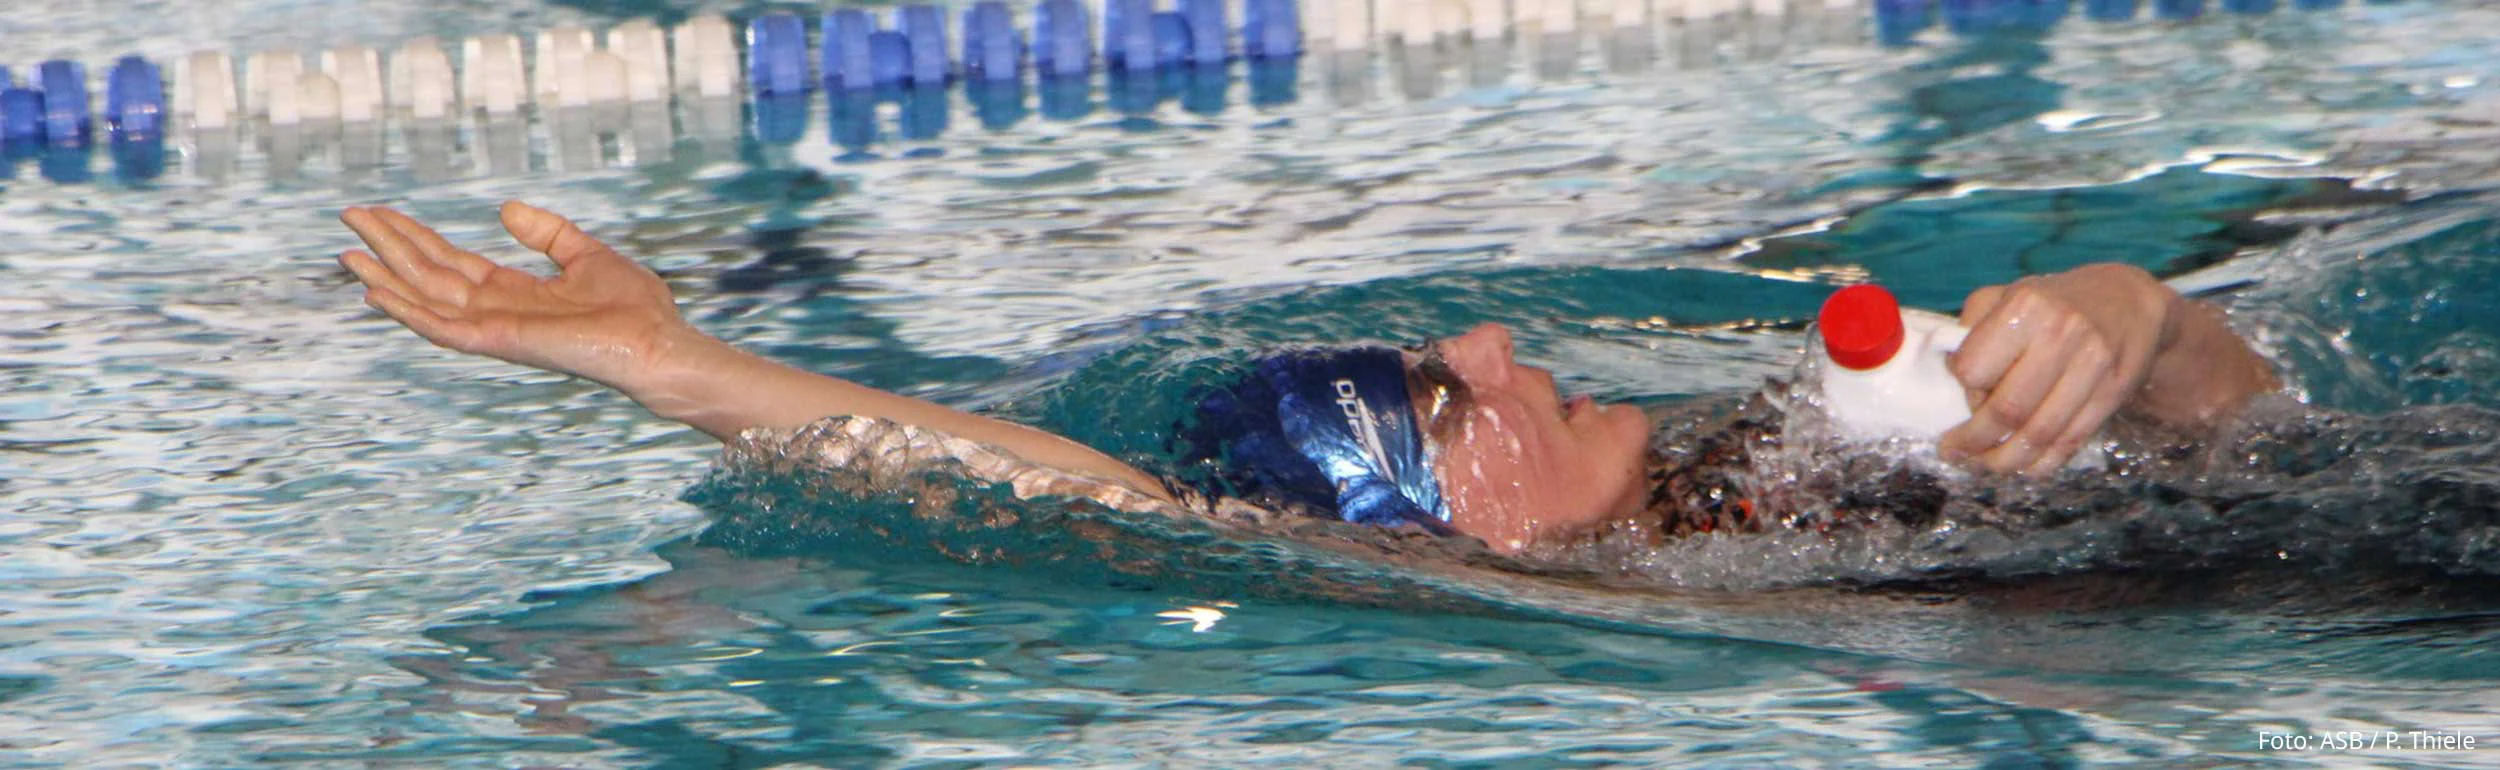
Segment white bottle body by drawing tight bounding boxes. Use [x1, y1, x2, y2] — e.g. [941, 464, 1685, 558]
[1818, 307, 1972, 442]
[1815, 308, 2106, 471]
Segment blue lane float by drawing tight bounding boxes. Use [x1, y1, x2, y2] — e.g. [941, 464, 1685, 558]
[1152, 13, 1192, 68]
[897, 5, 952, 86]
[0, 65, 22, 180]
[823, 10, 877, 91]
[1243, 0, 1299, 60]
[39, 60, 90, 147]
[1180, 0, 1228, 66]
[747, 14, 810, 96]
[0, 0, 2368, 189]
[0, 88, 39, 143]
[1938, 0, 2067, 33]
[963, 2, 1021, 82]
[106, 56, 164, 141]
[1941, 0, 1996, 33]
[0, 66, 36, 144]
[869, 31, 911, 87]
[104, 55, 165, 182]
[1034, 0, 1092, 79]
[1106, 0, 1158, 71]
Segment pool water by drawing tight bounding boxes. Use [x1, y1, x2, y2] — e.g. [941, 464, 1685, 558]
[8, 0, 2500, 766]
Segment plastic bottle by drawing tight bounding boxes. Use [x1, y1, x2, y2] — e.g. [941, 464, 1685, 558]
[1812, 284, 2105, 470]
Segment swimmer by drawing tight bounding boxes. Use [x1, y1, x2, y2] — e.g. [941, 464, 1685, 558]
[337, 202, 2279, 554]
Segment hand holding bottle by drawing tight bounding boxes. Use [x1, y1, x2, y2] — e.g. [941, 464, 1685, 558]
[1940, 264, 2186, 475]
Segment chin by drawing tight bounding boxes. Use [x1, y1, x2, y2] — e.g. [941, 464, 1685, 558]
[1606, 404, 1652, 443]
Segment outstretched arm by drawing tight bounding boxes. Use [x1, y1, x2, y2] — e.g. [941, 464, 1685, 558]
[1940, 263, 2279, 475]
[338, 202, 1175, 498]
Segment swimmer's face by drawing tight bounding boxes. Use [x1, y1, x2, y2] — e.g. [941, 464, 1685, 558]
[1412, 323, 1653, 553]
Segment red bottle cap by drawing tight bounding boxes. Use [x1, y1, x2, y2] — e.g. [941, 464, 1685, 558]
[1819, 284, 1904, 371]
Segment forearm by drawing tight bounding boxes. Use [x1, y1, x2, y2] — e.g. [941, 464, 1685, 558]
[621, 326, 1176, 498]
[2133, 294, 2280, 428]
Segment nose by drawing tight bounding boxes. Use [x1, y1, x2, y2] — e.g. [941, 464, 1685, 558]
[1445, 323, 1519, 386]
[1458, 323, 1513, 357]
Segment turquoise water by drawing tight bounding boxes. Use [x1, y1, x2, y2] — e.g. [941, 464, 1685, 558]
[8, 0, 2500, 766]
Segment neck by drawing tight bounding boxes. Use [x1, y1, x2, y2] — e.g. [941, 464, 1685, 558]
[1605, 410, 1668, 520]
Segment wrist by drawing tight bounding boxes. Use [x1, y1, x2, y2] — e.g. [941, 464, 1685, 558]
[2154, 281, 2188, 356]
[620, 323, 741, 424]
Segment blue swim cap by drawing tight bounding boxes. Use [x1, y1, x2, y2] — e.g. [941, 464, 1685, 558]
[1178, 347, 1454, 534]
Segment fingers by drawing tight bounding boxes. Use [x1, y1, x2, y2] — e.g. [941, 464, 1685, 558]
[341, 207, 476, 306]
[1941, 344, 2052, 462]
[1952, 285, 2012, 411]
[337, 249, 437, 314]
[1948, 293, 2033, 399]
[1958, 284, 2007, 327]
[1940, 280, 2130, 475]
[343, 248, 487, 353]
[359, 282, 482, 353]
[2028, 380, 2127, 475]
[500, 200, 613, 269]
[372, 207, 499, 285]
[1977, 358, 2099, 474]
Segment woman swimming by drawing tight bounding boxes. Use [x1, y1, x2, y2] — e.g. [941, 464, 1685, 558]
[336, 202, 2278, 554]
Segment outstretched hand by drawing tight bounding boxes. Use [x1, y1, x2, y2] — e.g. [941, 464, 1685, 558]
[337, 202, 688, 392]
[1939, 264, 2178, 475]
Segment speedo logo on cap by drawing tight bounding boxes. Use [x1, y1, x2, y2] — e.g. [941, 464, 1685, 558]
[1333, 378, 1393, 471]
